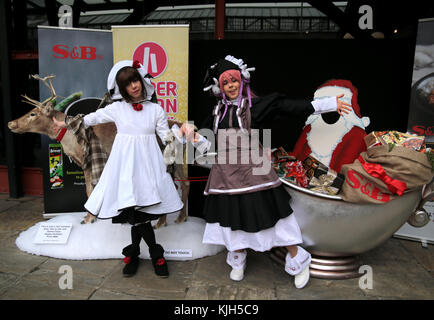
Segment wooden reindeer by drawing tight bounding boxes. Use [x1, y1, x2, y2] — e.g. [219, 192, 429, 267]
[8, 74, 190, 227]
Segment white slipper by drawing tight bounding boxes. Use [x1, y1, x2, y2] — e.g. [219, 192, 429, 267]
[230, 264, 246, 281]
[294, 264, 310, 289]
[227, 250, 247, 282]
[284, 247, 311, 275]
[284, 246, 312, 289]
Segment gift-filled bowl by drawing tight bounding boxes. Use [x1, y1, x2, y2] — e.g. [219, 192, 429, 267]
[281, 178, 423, 256]
[272, 179, 431, 279]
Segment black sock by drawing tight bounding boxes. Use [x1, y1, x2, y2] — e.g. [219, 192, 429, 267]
[131, 224, 143, 247]
[140, 222, 156, 248]
[121, 225, 142, 259]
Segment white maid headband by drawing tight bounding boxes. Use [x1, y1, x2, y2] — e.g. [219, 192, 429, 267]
[107, 60, 155, 101]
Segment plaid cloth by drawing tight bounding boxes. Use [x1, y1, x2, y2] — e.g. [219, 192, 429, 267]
[65, 114, 108, 187]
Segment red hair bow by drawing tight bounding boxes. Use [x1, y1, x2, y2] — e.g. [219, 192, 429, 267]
[132, 60, 141, 69]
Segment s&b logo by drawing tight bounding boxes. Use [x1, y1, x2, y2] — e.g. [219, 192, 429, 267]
[52, 45, 103, 60]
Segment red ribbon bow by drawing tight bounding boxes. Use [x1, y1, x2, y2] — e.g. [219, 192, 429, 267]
[357, 155, 407, 196]
[132, 60, 141, 69]
[123, 256, 131, 264]
[285, 161, 308, 187]
[132, 103, 143, 111]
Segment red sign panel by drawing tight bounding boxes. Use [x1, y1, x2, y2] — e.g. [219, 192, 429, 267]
[132, 42, 168, 78]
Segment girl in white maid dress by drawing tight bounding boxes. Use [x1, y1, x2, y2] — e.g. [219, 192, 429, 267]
[52, 60, 184, 278]
[181, 55, 352, 289]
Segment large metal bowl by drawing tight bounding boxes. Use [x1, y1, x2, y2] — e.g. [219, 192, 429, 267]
[281, 179, 423, 256]
[275, 178, 434, 279]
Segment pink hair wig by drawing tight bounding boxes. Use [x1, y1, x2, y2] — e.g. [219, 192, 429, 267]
[218, 69, 241, 95]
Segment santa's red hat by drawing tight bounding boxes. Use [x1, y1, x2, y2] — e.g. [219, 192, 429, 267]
[317, 79, 362, 117]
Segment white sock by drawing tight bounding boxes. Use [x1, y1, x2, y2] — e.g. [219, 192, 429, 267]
[284, 246, 311, 276]
[226, 250, 247, 270]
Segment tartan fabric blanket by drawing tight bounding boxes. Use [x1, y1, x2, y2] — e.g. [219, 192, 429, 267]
[65, 114, 108, 187]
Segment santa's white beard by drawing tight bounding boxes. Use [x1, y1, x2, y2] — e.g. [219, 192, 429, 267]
[306, 110, 369, 166]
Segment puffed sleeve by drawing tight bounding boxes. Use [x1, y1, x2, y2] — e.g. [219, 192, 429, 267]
[192, 133, 212, 154]
[250, 93, 314, 125]
[250, 93, 337, 126]
[83, 102, 117, 128]
[310, 96, 337, 114]
[154, 104, 183, 145]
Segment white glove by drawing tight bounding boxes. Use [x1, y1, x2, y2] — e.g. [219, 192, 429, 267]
[203, 77, 220, 95]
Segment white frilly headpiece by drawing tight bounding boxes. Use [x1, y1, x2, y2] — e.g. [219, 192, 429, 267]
[203, 55, 255, 96]
[107, 60, 155, 101]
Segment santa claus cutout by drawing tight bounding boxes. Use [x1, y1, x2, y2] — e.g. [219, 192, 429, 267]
[291, 79, 370, 173]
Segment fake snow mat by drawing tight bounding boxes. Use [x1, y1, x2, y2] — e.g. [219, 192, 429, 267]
[16, 213, 225, 261]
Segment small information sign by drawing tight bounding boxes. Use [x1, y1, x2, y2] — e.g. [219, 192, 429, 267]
[33, 223, 73, 244]
[164, 249, 193, 258]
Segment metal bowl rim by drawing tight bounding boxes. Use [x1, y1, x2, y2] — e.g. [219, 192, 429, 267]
[280, 178, 343, 200]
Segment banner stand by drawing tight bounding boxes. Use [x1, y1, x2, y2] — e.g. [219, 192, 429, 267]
[37, 26, 113, 216]
[394, 18, 434, 245]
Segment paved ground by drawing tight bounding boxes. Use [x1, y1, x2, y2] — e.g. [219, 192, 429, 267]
[0, 194, 433, 301]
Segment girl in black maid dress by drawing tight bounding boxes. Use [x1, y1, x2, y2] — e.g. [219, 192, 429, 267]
[180, 55, 351, 289]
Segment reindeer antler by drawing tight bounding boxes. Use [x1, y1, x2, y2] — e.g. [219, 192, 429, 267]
[30, 74, 57, 106]
[21, 94, 43, 108]
[20, 74, 58, 115]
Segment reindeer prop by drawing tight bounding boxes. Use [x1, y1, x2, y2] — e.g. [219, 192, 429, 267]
[8, 74, 189, 227]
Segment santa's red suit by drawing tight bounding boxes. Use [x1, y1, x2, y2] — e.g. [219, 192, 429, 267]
[291, 79, 370, 173]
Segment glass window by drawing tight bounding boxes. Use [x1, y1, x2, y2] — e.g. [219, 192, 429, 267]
[263, 18, 278, 31]
[245, 18, 261, 31]
[280, 18, 297, 31]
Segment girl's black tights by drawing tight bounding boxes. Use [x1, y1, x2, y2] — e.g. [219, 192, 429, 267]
[131, 222, 156, 248]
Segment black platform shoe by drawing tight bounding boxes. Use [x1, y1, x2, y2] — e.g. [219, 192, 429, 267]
[149, 244, 169, 278]
[122, 244, 140, 277]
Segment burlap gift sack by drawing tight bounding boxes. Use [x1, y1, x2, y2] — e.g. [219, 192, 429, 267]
[340, 145, 433, 204]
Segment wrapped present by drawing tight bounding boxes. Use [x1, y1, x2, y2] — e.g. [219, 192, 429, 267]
[365, 131, 425, 151]
[307, 165, 345, 195]
[273, 162, 287, 178]
[275, 151, 344, 194]
[381, 131, 425, 151]
[302, 155, 322, 180]
[300, 154, 345, 195]
[364, 131, 386, 149]
[272, 147, 297, 178]
[272, 147, 295, 162]
[284, 160, 309, 187]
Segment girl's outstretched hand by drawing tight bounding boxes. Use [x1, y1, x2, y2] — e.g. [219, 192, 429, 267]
[52, 116, 66, 133]
[180, 123, 199, 143]
[336, 94, 352, 116]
